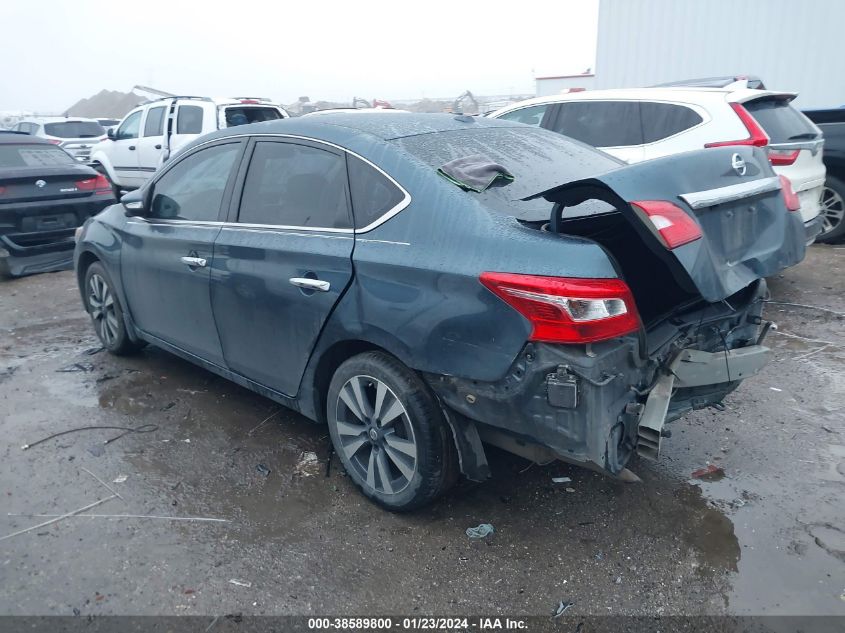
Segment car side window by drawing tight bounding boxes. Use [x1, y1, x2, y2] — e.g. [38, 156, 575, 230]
[143, 106, 166, 137]
[150, 143, 240, 222]
[640, 102, 703, 143]
[177, 105, 204, 134]
[237, 141, 351, 229]
[115, 111, 142, 140]
[347, 154, 405, 229]
[497, 104, 549, 127]
[550, 101, 643, 147]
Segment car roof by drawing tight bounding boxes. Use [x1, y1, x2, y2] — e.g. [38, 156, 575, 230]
[490, 87, 798, 115]
[0, 132, 55, 145]
[19, 116, 102, 123]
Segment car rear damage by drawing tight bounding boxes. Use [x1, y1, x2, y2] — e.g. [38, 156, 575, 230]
[425, 144, 805, 479]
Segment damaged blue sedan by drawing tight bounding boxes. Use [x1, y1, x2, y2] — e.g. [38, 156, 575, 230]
[74, 113, 806, 510]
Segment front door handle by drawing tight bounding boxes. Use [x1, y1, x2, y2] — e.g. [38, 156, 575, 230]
[289, 277, 330, 292]
[128, 145, 136, 151]
[180, 256, 207, 268]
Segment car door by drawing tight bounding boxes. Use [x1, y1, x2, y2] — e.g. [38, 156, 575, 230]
[136, 105, 167, 175]
[168, 102, 207, 156]
[544, 100, 646, 163]
[119, 139, 245, 366]
[211, 137, 355, 396]
[110, 110, 144, 187]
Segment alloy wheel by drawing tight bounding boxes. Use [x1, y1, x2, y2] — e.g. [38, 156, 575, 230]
[820, 185, 845, 234]
[88, 273, 119, 347]
[333, 375, 418, 495]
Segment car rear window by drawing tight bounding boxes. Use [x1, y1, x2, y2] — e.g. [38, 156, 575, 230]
[744, 98, 818, 143]
[43, 121, 105, 138]
[640, 102, 703, 143]
[0, 144, 76, 167]
[394, 126, 622, 221]
[224, 106, 283, 127]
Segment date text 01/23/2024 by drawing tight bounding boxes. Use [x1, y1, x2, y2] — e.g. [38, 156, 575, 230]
[307, 617, 529, 630]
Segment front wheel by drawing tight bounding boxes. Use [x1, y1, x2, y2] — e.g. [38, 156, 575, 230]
[816, 175, 845, 243]
[83, 262, 144, 355]
[326, 352, 457, 512]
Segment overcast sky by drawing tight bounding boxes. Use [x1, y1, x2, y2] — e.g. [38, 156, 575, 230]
[0, 0, 598, 113]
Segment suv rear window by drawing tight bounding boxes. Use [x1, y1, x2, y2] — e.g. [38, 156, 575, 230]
[0, 144, 75, 167]
[550, 101, 643, 147]
[224, 106, 283, 127]
[43, 121, 105, 138]
[640, 102, 703, 143]
[744, 98, 818, 143]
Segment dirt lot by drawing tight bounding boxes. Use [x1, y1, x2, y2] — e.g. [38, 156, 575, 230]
[0, 245, 844, 619]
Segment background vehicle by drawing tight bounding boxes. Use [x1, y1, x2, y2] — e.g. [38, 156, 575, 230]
[88, 96, 289, 191]
[490, 85, 826, 244]
[803, 107, 845, 242]
[1, 133, 114, 276]
[10, 116, 106, 164]
[74, 114, 805, 510]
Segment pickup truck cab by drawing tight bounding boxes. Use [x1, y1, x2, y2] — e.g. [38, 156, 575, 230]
[89, 97, 288, 190]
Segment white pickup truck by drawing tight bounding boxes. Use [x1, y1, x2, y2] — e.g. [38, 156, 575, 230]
[89, 96, 288, 191]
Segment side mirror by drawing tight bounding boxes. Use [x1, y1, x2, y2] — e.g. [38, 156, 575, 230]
[107, 128, 115, 140]
[121, 187, 151, 217]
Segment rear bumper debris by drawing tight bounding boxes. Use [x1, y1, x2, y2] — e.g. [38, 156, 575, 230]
[426, 279, 769, 477]
[0, 231, 76, 277]
[803, 214, 823, 245]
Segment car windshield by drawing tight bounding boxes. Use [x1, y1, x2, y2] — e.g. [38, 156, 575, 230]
[223, 106, 283, 127]
[393, 126, 622, 221]
[745, 98, 818, 143]
[43, 121, 105, 138]
[0, 144, 76, 167]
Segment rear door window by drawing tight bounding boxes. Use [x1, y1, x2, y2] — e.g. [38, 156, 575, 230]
[497, 104, 549, 127]
[151, 142, 241, 221]
[43, 121, 105, 138]
[237, 141, 351, 229]
[347, 154, 406, 229]
[176, 105, 204, 134]
[224, 106, 282, 127]
[549, 101, 643, 147]
[744, 98, 819, 142]
[143, 106, 166, 137]
[640, 102, 703, 143]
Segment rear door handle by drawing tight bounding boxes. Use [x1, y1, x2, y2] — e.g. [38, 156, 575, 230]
[154, 144, 162, 149]
[128, 145, 136, 151]
[289, 277, 330, 292]
[180, 256, 207, 268]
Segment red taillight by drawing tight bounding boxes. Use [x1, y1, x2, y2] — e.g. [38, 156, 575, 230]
[0, 186, 5, 196]
[75, 174, 112, 195]
[778, 175, 801, 212]
[479, 273, 640, 344]
[630, 200, 703, 249]
[705, 103, 769, 148]
[47, 139, 62, 145]
[239, 99, 260, 104]
[768, 148, 800, 166]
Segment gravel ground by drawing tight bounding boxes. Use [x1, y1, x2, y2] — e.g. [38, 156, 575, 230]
[0, 245, 843, 619]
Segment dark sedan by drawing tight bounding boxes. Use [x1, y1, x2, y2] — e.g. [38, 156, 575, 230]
[74, 114, 805, 510]
[0, 132, 116, 277]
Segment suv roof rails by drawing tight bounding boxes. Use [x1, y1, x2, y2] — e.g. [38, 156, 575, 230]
[142, 95, 213, 105]
[652, 75, 766, 90]
[231, 97, 273, 102]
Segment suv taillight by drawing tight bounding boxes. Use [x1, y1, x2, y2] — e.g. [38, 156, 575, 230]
[479, 273, 640, 344]
[768, 148, 800, 166]
[779, 175, 801, 212]
[705, 103, 769, 149]
[630, 200, 703, 249]
[75, 174, 112, 195]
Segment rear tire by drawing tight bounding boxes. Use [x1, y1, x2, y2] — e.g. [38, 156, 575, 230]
[83, 262, 144, 355]
[816, 175, 845, 243]
[326, 352, 458, 512]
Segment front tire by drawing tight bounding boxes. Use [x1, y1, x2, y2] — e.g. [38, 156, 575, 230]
[816, 175, 845, 243]
[327, 352, 457, 512]
[83, 262, 144, 355]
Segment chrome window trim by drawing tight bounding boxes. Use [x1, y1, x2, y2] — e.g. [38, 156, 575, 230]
[167, 132, 412, 234]
[679, 176, 781, 210]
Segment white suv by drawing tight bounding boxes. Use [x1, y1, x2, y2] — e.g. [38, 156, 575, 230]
[490, 85, 826, 243]
[89, 97, 289, 190]
[11, 117, 107, 163]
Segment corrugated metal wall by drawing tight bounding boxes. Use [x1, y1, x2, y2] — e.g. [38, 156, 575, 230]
[594, 0, 844, 108]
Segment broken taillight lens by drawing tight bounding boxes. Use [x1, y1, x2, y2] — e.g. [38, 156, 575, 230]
[630, 200, 703, 249]
[479, 273, 640, 344]
[75, 174, 112, 195]
[778, 175, 801, 212]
